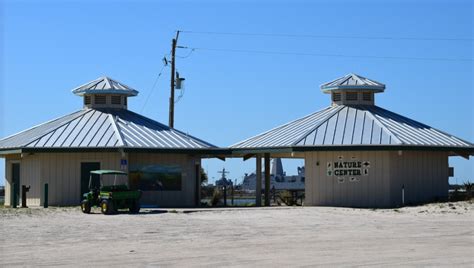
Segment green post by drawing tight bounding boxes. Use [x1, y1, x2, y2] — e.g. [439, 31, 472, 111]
[44, 183, 48, 208]
[12, 183, 17, 208]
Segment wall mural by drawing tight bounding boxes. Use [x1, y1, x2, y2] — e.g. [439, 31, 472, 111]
[129, 164, 182, 191]
[326, 156, 370, 183]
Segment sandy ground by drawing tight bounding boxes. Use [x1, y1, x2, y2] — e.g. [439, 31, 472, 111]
[1, 201, 473, 267]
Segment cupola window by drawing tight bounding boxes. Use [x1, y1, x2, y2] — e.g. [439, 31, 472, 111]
[95, 95, 106, 105]
[111, 95, 122, 105]
[84, 95, 91, 105]
[363, 92, 373, 101]
[345, 92, 358, 101]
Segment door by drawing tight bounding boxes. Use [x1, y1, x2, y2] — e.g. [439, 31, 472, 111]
[11, 163, 20, 207]
[80, 162, 100, 202]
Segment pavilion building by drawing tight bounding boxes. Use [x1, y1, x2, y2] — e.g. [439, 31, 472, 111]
[0, 76, 221, 207]
[231, 73, 474, 208]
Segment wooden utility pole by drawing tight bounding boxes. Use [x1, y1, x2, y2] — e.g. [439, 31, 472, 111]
[169, 30, 180, 128]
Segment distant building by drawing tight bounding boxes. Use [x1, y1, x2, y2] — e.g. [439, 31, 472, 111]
[215, 168, 233, 188]
[241, 158, 305, 191]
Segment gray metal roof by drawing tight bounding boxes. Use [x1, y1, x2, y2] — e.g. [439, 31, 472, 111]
[0, 108, 216, 151]
[321, 73, 385, 93]
[72, 76, 139, 96]
[231, 105, 473, 150]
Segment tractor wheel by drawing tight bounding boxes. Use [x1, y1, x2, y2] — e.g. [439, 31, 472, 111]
[100, 200, 114, 215]
[81, 200, 91, 214]
[130, 201, 140, 214]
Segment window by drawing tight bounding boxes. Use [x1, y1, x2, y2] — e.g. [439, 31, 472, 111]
[111, 95, 122, 105]
[129, 164, 182, 191]
[124, 97, 127, 106]
[95, 95, 106, 105]
[345, 92, 358, 101]
[332, 92, 341, 102]
[363, 92, 373, 101]
[84, 95, 91, 105]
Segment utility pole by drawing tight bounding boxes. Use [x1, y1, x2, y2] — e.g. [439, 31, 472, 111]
[169, 30, 180, 128]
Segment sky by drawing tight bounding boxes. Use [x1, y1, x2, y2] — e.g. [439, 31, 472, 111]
[0, 0, 473, 186]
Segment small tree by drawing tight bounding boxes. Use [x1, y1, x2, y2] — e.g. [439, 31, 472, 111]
[210, 188, 222, 206]
[464, 182, 473, 199]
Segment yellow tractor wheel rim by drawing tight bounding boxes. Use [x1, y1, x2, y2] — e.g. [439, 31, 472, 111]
[102, 203, 107, 210]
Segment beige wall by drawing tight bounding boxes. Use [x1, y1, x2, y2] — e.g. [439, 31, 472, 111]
[4, 152, 201, 207]
[305, 151, 391, 208]
[40, 152, 122, 206]
[389, 151, 449, 206]
[5, 152, 122, 206]
[4, 154, 21, 207]
[304, 150, 449, 208]
[129, 153, 201, 208]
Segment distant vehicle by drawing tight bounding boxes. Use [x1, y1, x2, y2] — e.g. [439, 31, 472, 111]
[81, 170, 141, 215]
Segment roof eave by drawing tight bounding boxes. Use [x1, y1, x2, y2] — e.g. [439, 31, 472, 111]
[231, 145, 474, 155]
[321, 86, 385, 93]
[72, 89, 139, 96]
[0, 147, 230, 155]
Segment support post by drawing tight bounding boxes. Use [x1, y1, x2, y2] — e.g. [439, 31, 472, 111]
[402, 184, 405, 206]
[43, 183, 48, 208]
[223, 186, 227, 206]
[21, 185, 30, 208]
[12, 183, 17, 208]
[256, 155, 262, 207]
[264, 153, 270, 206]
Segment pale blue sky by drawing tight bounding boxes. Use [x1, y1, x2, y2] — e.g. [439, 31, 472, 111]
[0, 0, 473, 185]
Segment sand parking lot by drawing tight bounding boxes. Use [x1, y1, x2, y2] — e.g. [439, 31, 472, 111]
[1, 202, 473, 267]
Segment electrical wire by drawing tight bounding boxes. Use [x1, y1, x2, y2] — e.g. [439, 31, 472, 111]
[141, 64, 167, 113]
[184, 47, 473, 62]
[181, 30, 473, 42]
[176, 48, 196, 59]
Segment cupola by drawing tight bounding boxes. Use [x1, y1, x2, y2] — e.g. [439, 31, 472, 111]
[320, 73, 385, 106]
[71, 76, 138, 109]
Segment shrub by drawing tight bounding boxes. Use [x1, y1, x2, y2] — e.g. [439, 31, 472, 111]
[210, 188, 222, 207]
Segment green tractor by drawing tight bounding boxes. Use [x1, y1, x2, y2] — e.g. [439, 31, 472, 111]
[81, 170, 142, 215]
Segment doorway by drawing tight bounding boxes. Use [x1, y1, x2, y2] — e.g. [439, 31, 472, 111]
[80, 162, 100, 202]
[11, 163, 20, 207]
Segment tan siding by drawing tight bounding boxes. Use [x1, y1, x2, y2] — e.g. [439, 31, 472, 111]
[4, 159, 11, 207]
[40, 152, 122, 206]
[19, 154, 42, 206]
[305, 151, 392, 208]
[389, 151, 449, 206]
[4, 155, 21, 207]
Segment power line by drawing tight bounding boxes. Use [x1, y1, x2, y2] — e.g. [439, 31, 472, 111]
[185, 47, 473, 62]
[176, 48, 195, 59]
[141, 64, 167, 113]
[181, 30, 473, 42]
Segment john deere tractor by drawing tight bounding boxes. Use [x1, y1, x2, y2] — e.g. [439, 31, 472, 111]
[81, 170, 142, 215]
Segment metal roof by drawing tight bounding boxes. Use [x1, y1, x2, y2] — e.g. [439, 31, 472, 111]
[72, 76, 139, 96]
[321, 73, 385, 93]
[231, 105, 474, 150]
[0, 108, 216, 151]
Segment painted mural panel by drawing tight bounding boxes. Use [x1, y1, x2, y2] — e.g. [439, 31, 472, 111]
[129, 164, 182, 191]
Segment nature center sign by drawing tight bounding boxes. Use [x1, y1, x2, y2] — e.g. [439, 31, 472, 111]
[326, 157, 370, 183]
